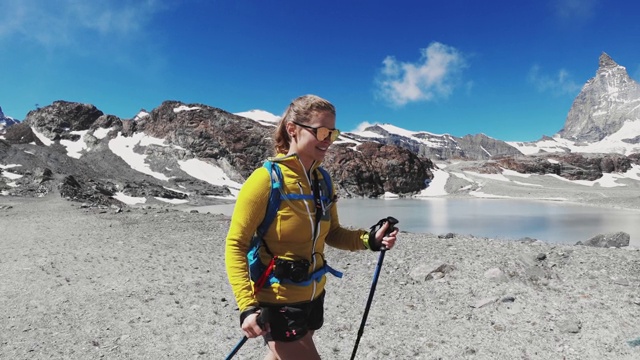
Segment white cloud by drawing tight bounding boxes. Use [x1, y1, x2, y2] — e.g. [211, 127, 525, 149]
[0, 0, 167, 48]
[528, 64, 582, 96]
[553, 0, 598, 21]
[375, 42, 467, 106]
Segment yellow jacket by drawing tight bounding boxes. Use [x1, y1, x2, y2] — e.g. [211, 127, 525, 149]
[225, 154, 371, 311]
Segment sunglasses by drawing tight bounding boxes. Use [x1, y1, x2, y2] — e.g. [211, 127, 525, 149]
[292, 121, 341, 142]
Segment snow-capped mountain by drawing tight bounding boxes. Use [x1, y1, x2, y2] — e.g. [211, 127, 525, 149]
[508, 53, 640, 156]
[0, 106, 19, 135]
[560, 52, 640, 142]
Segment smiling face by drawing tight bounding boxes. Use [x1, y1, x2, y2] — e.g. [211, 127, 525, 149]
[286, 110, 337, 170]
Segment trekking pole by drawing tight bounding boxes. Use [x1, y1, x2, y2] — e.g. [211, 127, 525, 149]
[350, 216, 399, 360]
[225, 255, 275, 360]
[225, 336, 248, 360]
[224, 310, 268, 360]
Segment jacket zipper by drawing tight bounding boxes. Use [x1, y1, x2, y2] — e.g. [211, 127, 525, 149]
[296, 158, 318, 300]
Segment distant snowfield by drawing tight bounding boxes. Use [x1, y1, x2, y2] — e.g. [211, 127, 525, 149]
[508, 119, 640, 156]
[351, 123, 450, 149]
[348, 120, 640, 157]
[235, 109, 280, 126]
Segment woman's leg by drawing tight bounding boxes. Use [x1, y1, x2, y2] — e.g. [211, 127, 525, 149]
[266, 331, 319, 360]
[263, 348, 278, 360]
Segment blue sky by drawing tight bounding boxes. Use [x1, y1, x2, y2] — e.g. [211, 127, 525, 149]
[1, 0, 640, 141]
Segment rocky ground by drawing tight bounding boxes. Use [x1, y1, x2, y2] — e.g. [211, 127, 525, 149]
[1, 192, 640, 360]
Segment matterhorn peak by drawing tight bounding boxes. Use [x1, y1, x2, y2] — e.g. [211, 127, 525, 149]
[596, 52, 627, 79]
[0, 106, 15, 123]
[598, 52, 618, 68]
[558, 53, 640, 142]
[1, 105, 20, 133]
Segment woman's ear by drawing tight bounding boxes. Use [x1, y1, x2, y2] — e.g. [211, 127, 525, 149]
[286, 121, 297, 138]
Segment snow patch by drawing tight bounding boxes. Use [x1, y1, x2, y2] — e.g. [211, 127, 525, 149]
[112, 192, 147, 205]
[415, 169, 449, 197]
[31, 127, 53, 146]
[174, 105, 202, 113]
[235, 110, 280, 125]
[108, 132, 172, 181]
[178, 158, 243, 193]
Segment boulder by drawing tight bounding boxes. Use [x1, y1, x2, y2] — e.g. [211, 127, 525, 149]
[576, 231, 630, 248]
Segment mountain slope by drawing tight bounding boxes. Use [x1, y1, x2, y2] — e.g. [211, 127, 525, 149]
[1, 100, 433, 204]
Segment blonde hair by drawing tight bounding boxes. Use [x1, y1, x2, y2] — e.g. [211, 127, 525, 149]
[274, 94, 336, 155]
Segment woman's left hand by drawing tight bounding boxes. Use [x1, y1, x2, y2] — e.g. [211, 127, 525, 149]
[375, 221, 398, 250]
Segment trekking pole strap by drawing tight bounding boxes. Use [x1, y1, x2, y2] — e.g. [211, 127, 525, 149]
[253, 256, 277, 293]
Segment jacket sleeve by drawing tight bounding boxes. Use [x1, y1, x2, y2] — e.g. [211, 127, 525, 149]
[224, 167, 270, 312]
[324, 188, 371, 251]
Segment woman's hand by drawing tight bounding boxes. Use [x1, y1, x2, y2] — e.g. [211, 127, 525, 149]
[241, 311, 269, 338]
[375, 220, 398, 250]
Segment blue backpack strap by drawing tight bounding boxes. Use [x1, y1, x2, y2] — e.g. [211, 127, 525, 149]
[248, 161, 281, 285]
[279, 262, 343, 286]
[316, 166, 333, 200]
[256, 160, 283, 239]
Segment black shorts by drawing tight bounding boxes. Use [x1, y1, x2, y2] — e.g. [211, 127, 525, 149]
[261, 291, 325, 342]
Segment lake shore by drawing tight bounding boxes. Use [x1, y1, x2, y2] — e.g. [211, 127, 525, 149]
[1, 193, 640, 359]
[181, 170, 640, 249]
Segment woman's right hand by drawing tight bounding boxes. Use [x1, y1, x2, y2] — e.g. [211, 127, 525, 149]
[241, 311, 269, 338]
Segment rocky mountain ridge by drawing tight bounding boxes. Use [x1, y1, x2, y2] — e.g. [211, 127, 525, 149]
[0, 100, 434, 205]
[2, 53, 640, 206]
[346, 124, 523, 161]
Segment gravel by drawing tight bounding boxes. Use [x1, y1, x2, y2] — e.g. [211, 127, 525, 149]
[1, 194, 640, 360]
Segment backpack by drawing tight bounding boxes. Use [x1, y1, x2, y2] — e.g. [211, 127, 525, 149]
[247, 160, 342, 291]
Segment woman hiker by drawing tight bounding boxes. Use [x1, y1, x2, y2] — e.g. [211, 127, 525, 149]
[225, 94, 398, 360]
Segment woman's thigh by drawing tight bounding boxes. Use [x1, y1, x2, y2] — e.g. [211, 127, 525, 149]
[267, 330, 320, 360]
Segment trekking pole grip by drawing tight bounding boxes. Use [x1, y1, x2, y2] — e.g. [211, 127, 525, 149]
[380, 216, 398, 251]
[225, 308, 269, 360]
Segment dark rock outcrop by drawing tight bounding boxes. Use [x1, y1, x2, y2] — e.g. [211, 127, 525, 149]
[324, 142, 434, 197]
[3, 122, 44, 145]
[59, 175, 121, 206]
[138, 100, 274, 180]
[24, 101, 104, 141]
[473, 153, 635, 181]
